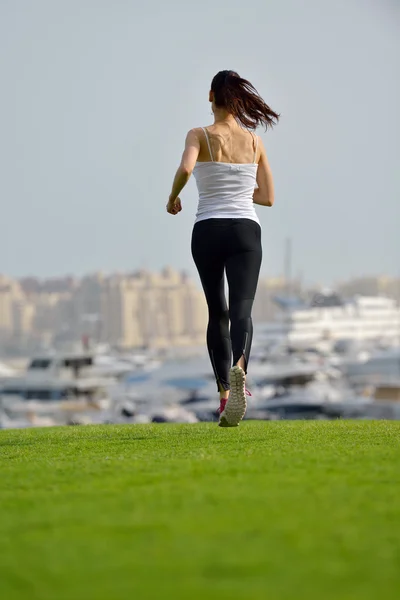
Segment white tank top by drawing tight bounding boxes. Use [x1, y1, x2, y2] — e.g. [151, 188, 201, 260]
[193, 127, 260, 225]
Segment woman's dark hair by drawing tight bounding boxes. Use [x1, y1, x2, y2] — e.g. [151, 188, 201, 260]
[211, 70, 279, 130]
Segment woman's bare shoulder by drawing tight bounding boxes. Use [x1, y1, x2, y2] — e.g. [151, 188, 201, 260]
[190, 126, 212, 135]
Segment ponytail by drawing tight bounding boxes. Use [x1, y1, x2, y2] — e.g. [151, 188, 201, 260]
[211, 70, 279, 130]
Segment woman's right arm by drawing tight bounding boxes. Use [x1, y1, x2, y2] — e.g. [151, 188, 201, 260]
[253, 137, 274, 207]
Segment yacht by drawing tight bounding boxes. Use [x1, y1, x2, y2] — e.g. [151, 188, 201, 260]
[338, 346, 400, 384]
[258, 294, 400, 348]
[0, 361, 15, 379]
[0, 350, 116, 427]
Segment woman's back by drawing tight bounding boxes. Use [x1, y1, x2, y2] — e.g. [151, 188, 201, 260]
[193, 121, 260, 224]
[195, 121, 259, 164]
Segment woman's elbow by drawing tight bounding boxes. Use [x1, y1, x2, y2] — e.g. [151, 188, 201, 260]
[266, 196, 274, 207]
[180, 164, 193, 177]
[261, 192, 274, 207]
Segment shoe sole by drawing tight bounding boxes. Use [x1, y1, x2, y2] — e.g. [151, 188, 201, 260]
[218, 365, 247, 427]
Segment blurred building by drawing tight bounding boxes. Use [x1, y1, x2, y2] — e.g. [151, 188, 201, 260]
[12, 299, 36, 339]
[253, 277, 302, 322]
[1, 269, 208, 355]
[100, 268, 207, 348]
[336, 276, 400, 300]
[0, 276, 19, 344]
[1, 271, 399, 356]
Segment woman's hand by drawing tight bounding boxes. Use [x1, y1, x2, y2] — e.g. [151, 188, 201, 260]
[166, 196, 182, 215]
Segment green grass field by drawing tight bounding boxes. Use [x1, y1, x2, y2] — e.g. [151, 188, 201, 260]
[1, 421, 399, 600]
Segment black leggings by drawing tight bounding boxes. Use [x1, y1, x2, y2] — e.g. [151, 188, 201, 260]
[191, 218, 262, 391]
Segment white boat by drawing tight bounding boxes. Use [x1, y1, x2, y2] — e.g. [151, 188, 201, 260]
[0, 350, 116, 428]
[0, 361, 15, 379]
[92, 349, 162, 376]
[258, 294, 400, 348]
[151, 404, 199, 424]
[339, 347, 400, 382]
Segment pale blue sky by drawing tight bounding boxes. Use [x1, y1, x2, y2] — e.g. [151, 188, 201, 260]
[1, 0, 399, 285]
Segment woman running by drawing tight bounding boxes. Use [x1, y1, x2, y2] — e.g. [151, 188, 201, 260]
[166, 70, 279, 427]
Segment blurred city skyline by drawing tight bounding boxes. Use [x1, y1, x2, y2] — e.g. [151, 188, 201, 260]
[1, 269, 399, 358]
[1, 0, 399, 284]
[1, 267, 400, 291]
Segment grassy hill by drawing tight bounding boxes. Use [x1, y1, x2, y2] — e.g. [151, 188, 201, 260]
[1, 421, 399, 600]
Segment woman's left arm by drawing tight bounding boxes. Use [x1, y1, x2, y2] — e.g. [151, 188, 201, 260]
[167, 129, 200, 215]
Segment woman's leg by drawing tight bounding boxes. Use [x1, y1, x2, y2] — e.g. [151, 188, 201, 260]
[219, 221, 262, 427]
[191, 224, 231, 397]
[225, 227, 262, 373]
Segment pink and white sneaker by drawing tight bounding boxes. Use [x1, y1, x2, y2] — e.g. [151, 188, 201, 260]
[218, 366, 251, 427]
[217, 398, 228, 416]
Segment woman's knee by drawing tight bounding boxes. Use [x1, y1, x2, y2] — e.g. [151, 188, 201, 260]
[209, 307, 229, 323]
[229, 299, 254, 322]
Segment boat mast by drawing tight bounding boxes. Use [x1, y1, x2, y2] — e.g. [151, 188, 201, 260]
[284, 237, 292, 299]
[284, 237, 292, 347]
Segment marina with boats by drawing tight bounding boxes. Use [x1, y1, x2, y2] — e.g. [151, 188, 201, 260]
[1, 292, 399, 429]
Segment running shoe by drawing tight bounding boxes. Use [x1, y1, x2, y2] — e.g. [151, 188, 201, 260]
[218, 365, 248, 427]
